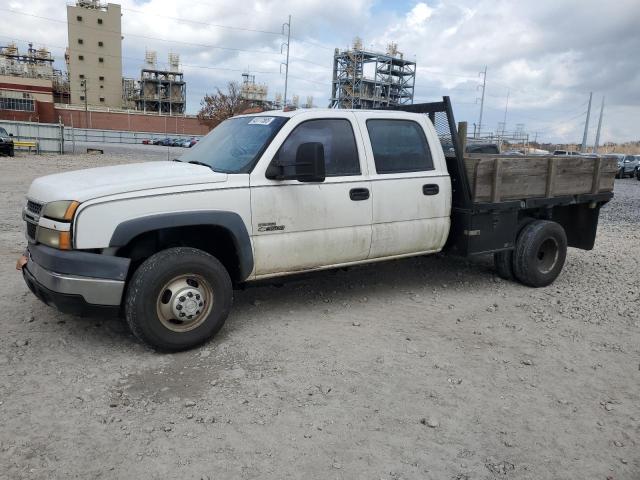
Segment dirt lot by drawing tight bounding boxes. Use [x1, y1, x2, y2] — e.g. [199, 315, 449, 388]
[1, 150, 638, 480]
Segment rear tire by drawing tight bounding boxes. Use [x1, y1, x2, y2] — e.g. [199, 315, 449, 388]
[9, 145, 14, 157]
[125, 247, 232, 352]
[513, 220, 567, 288]
[494, 250, 515, 280]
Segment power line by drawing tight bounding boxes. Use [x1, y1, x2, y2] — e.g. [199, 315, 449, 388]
[0, 8, 284, 57]
[120, 7, 282, 36]
[0, 35, 279, 75]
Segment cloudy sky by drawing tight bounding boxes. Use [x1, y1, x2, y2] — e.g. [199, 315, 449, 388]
[2, 0, 639, 144]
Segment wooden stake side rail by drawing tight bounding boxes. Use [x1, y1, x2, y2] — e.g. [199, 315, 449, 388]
[464, 155, 617, 203]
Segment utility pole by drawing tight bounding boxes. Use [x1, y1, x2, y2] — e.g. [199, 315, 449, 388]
[502, 88, 509, 136]
[476, 66, 487, 138]
[593, 96, 605, 154]
[80, 79, 88, 129]
[581, 92, 592, 152]
[281, 15, 291, 107]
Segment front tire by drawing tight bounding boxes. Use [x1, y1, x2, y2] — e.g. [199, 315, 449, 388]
[513, 220, 567, 287]
[125, 247, 232, 352]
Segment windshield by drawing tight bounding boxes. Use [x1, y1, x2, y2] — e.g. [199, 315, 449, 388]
[178, 116, 288, 173]
[0, 127, 8, 137]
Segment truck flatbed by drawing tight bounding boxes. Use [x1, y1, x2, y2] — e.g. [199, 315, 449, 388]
[385, 97, 616, 257]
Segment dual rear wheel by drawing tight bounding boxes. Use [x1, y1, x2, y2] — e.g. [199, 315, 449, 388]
[494, 220, 567, 287]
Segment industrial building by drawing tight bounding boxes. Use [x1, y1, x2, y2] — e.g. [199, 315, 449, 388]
[330, 39, 416, 109]
[125, 51, 186, 115]
[0, 42, 69, 123]
[66, 0, 123, 108]
[240, 73, 268, 105]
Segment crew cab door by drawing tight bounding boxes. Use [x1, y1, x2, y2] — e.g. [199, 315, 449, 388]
[249, 113, 372, 277]
[358, 114, 451, 258]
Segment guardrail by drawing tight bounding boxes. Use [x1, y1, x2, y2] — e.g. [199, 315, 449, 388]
[64, 127, 202, 146]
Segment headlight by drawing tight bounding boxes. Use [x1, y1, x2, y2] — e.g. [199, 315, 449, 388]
[42, 200, 79, 221]
[37, 227, 71, 250]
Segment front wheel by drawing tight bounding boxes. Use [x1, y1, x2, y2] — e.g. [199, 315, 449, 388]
[125, 247, 232, 352]
[513, 220, 567, 287]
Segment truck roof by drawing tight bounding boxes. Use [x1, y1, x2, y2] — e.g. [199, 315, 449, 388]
[237, 108, 423, 119]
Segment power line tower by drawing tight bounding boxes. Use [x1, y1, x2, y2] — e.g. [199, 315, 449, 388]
[581, 92, 593, 152]
[476, 66, 487, 138]
[593, 96, 605, 154]
[281, 15, 291, 107]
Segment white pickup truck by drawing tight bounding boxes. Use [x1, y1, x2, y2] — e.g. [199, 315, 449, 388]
[18, 98, 615, 351]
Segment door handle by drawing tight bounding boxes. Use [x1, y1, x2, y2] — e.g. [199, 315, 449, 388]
[422, 184, 439, 196]
[349, 188, 370, 201]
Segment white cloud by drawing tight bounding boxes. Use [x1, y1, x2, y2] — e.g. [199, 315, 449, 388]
[2, 0, 639, 143]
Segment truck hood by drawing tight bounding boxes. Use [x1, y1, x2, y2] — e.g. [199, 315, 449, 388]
[27, 161, 227, 203]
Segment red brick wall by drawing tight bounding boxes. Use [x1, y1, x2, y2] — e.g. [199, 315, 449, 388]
[54, 108, 210, 135]
[0, 101, 56, 123]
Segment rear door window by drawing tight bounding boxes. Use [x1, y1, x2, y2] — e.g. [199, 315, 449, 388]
[366, 119, 434, 174]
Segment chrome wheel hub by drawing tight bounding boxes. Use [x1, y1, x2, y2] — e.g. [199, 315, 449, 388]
[156, 274, 213, 332]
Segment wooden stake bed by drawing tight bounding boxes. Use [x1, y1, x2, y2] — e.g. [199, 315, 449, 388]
[464, 155, 618, 203]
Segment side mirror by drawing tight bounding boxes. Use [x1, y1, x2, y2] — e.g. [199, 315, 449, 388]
[8, 133, 13, 137]
[294, 142, 325, 182]
[266, 142, 326, 182]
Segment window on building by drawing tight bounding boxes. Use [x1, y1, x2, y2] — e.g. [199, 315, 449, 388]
[100, 85, 104, 89]
[78, 55, 84, 61]
[0, 96, 35, 112]
[97, 18, 103, 24]
[99, 97, 105, 102]
[99, 76, 104, 81]
[79, 74, 85, 79]
[366, 119, 434, 174]
[76, 15, 82, 21]
[98, 57, 104, 63]
[78, 38, 83, 45]
[98, 41, 103, 47]
[80, 95, 85, 101]
[275, 119, 361, 177]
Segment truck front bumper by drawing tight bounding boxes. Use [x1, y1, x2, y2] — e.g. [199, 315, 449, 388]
[21, 244, 130, 316]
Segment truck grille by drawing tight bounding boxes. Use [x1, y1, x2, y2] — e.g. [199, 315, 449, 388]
[27, 200, 43, 216]
[26, 221, 37, 240]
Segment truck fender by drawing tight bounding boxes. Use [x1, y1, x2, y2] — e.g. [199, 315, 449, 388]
[109, 211, 253, 280]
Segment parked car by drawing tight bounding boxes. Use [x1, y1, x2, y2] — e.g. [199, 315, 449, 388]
[0, 127, 15, 156]
[635, 155, 640, 180]
[180, 139, 193, 148]
[466, 143, 500, 154]
[609, 154, 636, 178]
[141, 139, 151, 145]
[553, 150, 582, 156]
[17, 98, 617, 351]
[189, 138, 199, 148]
[151, 138, 163, 145]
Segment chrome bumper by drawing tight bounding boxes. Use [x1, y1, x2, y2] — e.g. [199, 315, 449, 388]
[25, 253, 125, 306]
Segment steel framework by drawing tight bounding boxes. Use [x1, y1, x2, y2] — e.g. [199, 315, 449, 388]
[135, 69, 186, 115]
[330, 43, 416, 109]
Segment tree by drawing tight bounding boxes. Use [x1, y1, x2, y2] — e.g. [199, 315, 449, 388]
[197, 81, 251, 128]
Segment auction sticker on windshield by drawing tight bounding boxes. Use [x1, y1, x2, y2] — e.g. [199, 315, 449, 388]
[249, 117, 276, 125]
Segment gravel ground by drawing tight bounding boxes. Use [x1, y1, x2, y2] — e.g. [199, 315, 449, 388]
[0, 151, 638, 480]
